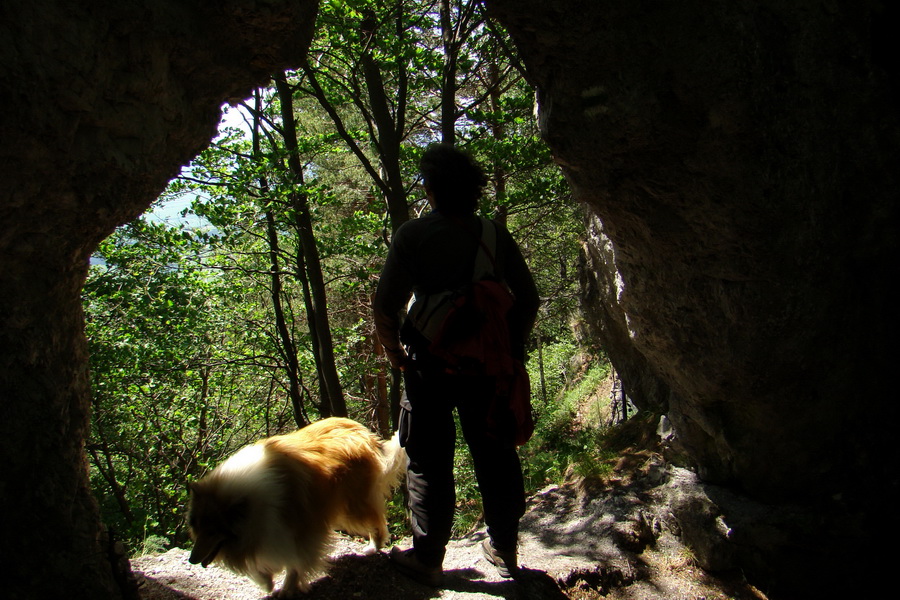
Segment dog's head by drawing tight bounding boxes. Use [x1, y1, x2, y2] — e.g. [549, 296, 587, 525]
[187, 481, 249, 567]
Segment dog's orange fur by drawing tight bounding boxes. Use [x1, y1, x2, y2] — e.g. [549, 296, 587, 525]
[188, 417, 405, 596]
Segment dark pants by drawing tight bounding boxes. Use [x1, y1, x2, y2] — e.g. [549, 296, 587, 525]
[399, 365, 526, 568]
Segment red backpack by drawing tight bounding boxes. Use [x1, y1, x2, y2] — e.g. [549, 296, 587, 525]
[407, 219, 534, 446]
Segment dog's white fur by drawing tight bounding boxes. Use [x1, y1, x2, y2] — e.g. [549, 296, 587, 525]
[188, 417, 406, 596]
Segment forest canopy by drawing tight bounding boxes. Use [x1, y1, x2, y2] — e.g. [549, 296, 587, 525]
[82, 0, 604, 553]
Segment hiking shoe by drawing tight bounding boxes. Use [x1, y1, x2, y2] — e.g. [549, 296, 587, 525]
[389, 546, 443, 587]
[481, 538, 518, 578]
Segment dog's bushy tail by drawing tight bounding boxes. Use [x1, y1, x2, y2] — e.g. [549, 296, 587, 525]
[378, 431, 407, 494]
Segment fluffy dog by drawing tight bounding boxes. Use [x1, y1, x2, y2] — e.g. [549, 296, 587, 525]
[187, 417, 406, 596]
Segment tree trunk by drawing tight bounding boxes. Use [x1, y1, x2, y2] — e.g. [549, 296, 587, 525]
[274, 74, 347, 418]
[264, 207, 310, 427]
[87, 435, 135, 527]
[253, 91, 309, 427]
[488, 60, 508, 223]
[440, 0, 458, 145]
[369, 325, 391, 437]
[193, 363, 211, 468]
[537, 330, 547, 405]
[360, 50, 409, 233]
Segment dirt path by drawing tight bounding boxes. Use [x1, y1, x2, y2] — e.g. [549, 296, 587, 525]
[132, 455, 768, 600]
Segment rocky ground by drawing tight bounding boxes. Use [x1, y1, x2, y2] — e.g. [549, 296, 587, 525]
[131, 450, 770, 600]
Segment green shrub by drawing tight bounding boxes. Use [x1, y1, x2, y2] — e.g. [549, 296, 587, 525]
[521, 360, 615, 491]
[138, 533, 169, 558]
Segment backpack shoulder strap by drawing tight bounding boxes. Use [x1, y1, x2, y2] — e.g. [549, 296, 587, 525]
[472, 218, 498, 281]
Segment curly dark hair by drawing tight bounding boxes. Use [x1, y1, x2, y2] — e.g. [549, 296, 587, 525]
[419, 143, 487, 216]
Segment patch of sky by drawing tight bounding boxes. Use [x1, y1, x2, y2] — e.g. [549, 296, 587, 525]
[146, 103, 252, 230]
[92, 105, 252, 267]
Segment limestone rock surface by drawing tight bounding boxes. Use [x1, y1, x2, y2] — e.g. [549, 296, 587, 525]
[485, 0, 898, 594]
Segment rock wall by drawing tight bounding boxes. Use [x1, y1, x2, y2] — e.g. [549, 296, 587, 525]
[0, 2, 317, 598]
[487, 0, 898, 494]
[486, 0, 897, 594]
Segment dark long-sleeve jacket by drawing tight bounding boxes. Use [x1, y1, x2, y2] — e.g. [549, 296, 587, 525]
[373, 211, 539, 369]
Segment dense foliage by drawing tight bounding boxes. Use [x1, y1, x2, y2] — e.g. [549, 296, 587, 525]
[83, 0, 605, 554]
